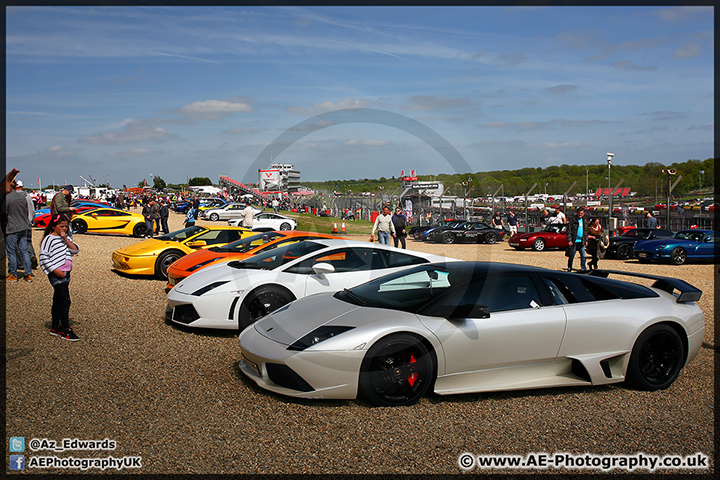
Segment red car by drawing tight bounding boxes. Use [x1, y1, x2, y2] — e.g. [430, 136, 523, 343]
[508, 224, 568, 251]
[32, 206, 97, 228]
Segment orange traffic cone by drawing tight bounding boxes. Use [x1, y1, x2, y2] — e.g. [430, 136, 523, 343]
[332, 220, 338, 233]
[341, 220, 346, 233]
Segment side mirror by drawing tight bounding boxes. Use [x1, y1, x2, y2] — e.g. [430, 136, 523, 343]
[312, 262, 335, 278]
[186, 240, 207, 248]
[91, 213, 98, 218]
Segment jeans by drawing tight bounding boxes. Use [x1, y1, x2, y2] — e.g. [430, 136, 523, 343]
[145, 219, 154, 236]
[16, 229, 36, 266]
[6, 231, 32, 276]
[568, 242, 587, 271]
[49, 272, 71, 330]
[161, 217, 169, 234]
[377, 231, 390, 245]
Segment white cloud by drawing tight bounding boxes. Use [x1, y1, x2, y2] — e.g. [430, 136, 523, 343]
[402, 96, 475, 111]
[106, 148, 155, 157]
[176, 98, 256, 121]
[79, 119, 174, 145]
[287, 97, 372, 115]
[673, 44, 701, 59]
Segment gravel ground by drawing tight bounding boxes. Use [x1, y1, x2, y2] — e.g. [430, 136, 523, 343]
[4, 212, 716, 474]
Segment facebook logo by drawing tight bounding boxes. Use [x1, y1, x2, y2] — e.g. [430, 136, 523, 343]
[9, 455, 25, 470]
[9, 436, 25, 452]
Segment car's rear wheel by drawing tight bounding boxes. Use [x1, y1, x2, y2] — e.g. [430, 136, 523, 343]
[616, 243, 632, 260]
[359, 333, 435, 407]
[532, 238, 545, 251]
[484, 232, 497, 244]
[625, 324, 684, 391]
[209, 213, 220, 221]
[442, 232, 455, 244]
[71, 219, 87, 234]
[155, 250, 184, 280]
[279, 222, 292, 231]
[238, 287, 295, 331]
[132, 223, 147, 238]
[670, 247, 687, 265]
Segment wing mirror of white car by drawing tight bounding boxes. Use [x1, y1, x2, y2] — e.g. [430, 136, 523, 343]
[312, 262, 335, 278]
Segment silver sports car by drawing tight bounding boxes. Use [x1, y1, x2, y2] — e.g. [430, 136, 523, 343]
[238, 262, 704, 406]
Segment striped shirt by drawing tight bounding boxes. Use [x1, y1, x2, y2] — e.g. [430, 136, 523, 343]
[39, 235, 79, 275]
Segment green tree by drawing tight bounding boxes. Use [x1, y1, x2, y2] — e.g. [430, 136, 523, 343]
[188, 177, 212, 186]
[153, 176, 167, 190]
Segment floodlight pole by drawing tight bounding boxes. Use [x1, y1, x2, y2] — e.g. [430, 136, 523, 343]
[524, 183, 537, 233]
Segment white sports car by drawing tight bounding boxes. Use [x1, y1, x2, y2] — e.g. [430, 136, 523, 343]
[227, 212, 297, 231]
[238, 262, 704, 406]
[201, 203, 261, 221]
[166, 239, 453, 330]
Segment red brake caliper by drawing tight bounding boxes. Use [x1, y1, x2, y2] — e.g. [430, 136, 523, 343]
[407, 354, 418, 387]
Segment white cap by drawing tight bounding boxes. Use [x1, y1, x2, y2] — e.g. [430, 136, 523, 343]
[15, 180, 24, 188]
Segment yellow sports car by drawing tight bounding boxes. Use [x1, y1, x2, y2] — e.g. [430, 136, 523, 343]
[71, 208, 148, 237]
[112, 225, 252, 280]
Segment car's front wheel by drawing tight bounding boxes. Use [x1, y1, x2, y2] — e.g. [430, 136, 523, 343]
[132, 223, 147, 238]
[238, 287, 295, 331]
[670, 247, 687, 265]
[155, 250, 183, 280]
[616, 243, 632, 260]
[442, 232, 455, 244]
[209, 213, 220, 221]
[532, 238, 545, 251]
[359, 333, 435, 407]
[625, 324, 685, 391]
[72, 219, 88, 234]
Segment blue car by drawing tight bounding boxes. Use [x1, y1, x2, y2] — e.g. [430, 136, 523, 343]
[634, 229, 717, 265]
[34, 199, 109, 217]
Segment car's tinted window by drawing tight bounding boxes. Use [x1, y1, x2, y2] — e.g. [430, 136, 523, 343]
[229, 241, 326, 271]
[543, 277, 572, 304]
[429, 274, 542, 314]
[286, 247, 381, 274]
[545, 274, 659, 303]
[384, 250, 428, 268]
[195, 229, 241, 245]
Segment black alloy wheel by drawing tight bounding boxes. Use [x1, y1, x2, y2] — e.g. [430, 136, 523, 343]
[625, 324, 684, 391]
[238, 287, 294, 331]
[484, 232, 497, 244]
[670, 247, 687, 265]
[359, 333, 435, 407]
[616, 243, 633, 260]
[155, 250, 183, 280]
[442, 232, 455, 244]
[72, 219, 88, 234]
[133, 223, 147, 238]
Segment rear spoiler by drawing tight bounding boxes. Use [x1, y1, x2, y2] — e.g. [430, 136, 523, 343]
[588, 269, 702, 303]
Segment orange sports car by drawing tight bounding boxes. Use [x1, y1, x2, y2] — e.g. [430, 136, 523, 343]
[166, 230, 346, 288]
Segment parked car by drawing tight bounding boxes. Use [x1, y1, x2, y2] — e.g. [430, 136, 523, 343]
[34, 199, 109, 217]
[33, 205, 97, 228]
[166, 231, 346, 288]
[409, 219, 457, 239]
[238, 262, 704, 406]
[201, 203, 261, 221]
[607, 228, 674, 260]
[70, 208, 147, 237]
[634, 229, 717, 265]
[227, 212, 297, 231]
[112, 225, 253, 279]
[508, 224, 568, 251]
[166, 239, 454, 331]
[197, 198, 229, 212]
[426, 221, 504, 244]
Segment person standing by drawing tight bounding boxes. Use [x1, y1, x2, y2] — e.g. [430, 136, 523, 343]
[240, 203, 255, 229]
[51, 185, 76, 223]
[3, 179, 34, 282]
[645, 211, 658, 229]
[192, 197, 200, 220]
[392, 207, 407, 249]
[492, 211, 504, 230]
[152, 199, 161, 236]
[159, 200, 170, 234]
[142, 198, 156, 238]
[566, 207, 588, 272]
[39, 214, 80, 341]
[184, 204, 196, 228]
[506, 210, 518, 236]
[272, 198, 279, 214]
[14, 180, 38, 270]
[371, 206, 396, 245]
[586, 217, 607, 270]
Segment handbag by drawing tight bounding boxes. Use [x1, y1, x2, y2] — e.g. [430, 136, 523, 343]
[565, 246, 573, 257]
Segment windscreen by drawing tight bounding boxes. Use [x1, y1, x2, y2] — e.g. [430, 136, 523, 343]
[156, 226, 204, 241]
[228, 240, 326, 271]
[211, 231, 284, 253]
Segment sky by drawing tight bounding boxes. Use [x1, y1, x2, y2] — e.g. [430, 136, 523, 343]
[5, 5, 715, 190]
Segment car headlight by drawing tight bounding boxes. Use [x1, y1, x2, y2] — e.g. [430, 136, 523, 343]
[520, 238, 527, 241]
[287, 326, 355, 351]
[657, 244, 668, 250]
[191, 280, 230, 296]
